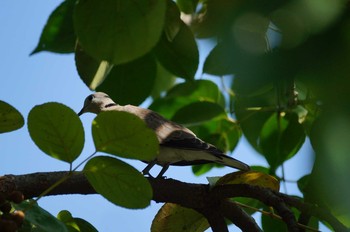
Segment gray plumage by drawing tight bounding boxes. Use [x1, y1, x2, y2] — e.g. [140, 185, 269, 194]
[78, 92, 250, 177]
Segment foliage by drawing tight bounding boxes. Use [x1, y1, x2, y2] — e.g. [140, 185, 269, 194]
[1, 0, 350, 231]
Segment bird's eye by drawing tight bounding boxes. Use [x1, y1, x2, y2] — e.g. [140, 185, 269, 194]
[87, 95, 94, 101]
[104, 95, 109, 98]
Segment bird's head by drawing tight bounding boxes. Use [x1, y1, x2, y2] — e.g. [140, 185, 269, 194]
[78, 92, 117, 116]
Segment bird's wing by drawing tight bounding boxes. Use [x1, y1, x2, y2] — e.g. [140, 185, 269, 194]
[140, 108, 224, 156]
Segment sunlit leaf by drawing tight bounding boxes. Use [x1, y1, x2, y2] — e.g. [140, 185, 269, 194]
[74, 0, 166, 65]
[31, 0, 76, 54]
[151, 203, 209, 232]
[92, 111, 158, 161]
[216, 171, 280, 191]
[27, 102, 84, 163]
[0, 101, 24, 133]
[15, 200, 68, 232]
[84, 156, 152, 209]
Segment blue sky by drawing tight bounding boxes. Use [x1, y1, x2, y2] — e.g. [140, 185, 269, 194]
[0, 1, 316, 231]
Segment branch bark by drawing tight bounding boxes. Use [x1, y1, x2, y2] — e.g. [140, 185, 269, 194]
[1, 172, 348, 232]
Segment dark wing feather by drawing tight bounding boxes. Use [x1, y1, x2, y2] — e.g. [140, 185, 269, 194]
[160, 129, 224, 156]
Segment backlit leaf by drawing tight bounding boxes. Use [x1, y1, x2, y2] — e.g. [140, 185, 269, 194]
[0, 101, 24, 133]
[259, 113, 305, 171]
[151, 203, 209, 232]
[92, 111, 158, 161]
[155, 21, 199, 80]
[27, 102, 84, 163]
[31, 0, 76, 54]
[97, 53, 157, 105]
[84, 156, 152, 209]
[15, 200, 68, 232]
[74, 0, 166, 65]
[216, 171, 280, 191]
[57, 210, 98, 232]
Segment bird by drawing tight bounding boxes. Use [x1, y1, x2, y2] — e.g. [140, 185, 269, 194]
[78, 92, 250, 178]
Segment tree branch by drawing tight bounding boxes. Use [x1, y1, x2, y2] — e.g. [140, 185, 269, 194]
[1, 172, 348, 232]
[221, 200, 262, 232]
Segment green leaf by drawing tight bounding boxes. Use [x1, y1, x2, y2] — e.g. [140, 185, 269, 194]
[84, 156, 153, 209]
[150, 62, 176, 99]
[190, 118, 241, 152]
[74, 0, 166, 65]
[97, 53, 157, 105]
[15, 200, 68, 232]
[155, 21, 199, 80]
[190, 118, 241, 176]
[203, 41, 236, 76]
[0, 101, 24, 133]
[171, 101, 226, 125]
[92, 111, 158, 161]
[192, 164, 214, 176]
[309, 111, 350, 227]
[31, 0, 76, 54]
[176, 0, 198, 14]
[151, 203, 209, 232]
[234, 90, 275, 152]
[150, 80, 225, 118]
[75, 42, 103, 89]
[27, 102, 84, 163]
[75, 42, 114, 91]
[261, 207, 288, 232]
[164, 0, 182, 42]
[259, 113, 305, 171]
[57, 210, 98, 232]
[75, 44, 156, 105]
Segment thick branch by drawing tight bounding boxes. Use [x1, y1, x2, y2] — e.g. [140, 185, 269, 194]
[221, 200, 262, 232]
[1, 172, 348, 232]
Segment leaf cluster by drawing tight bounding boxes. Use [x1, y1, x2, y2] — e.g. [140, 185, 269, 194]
[1, 0, 350, 231]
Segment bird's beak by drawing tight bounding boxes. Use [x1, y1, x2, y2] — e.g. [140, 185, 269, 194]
[77, 108, 84, 116]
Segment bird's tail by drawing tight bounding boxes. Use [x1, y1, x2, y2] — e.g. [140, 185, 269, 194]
[216, 155, 250, 171]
